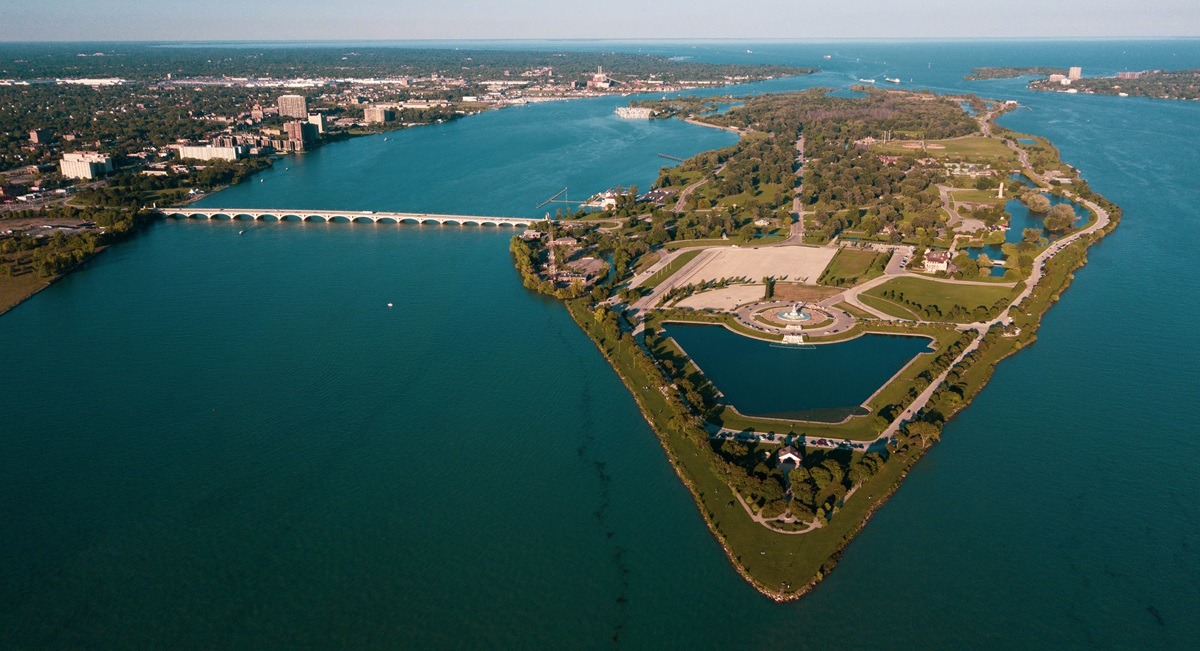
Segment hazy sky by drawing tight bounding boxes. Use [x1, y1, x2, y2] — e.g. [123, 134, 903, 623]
[1, 0, 1198, 41]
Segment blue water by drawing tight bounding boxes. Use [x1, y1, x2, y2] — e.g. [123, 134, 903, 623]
[3, 40, 1200, 647]
[1004, 194, 1090, 244]
[665, 324, 932, 421]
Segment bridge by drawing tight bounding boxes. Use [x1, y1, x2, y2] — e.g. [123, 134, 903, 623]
[159, 208, 536, 228]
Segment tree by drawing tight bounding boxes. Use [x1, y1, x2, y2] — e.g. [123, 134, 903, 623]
[1044, 203, 1075, 232]
[763, 276, 775, 300]
[1021, 192, 1051, 213]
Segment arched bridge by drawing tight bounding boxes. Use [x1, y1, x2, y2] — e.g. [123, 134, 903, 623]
[159, 208, 535, 228]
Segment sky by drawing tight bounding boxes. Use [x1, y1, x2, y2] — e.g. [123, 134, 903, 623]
[1, 0, 1198, 41]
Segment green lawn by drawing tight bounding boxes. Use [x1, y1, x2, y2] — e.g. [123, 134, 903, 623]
[864, 276, 1017, 323]
[859, 293, 923, 320]
[949, 188, 1005, 204]
[818, 248, 889, 287]
[640, 250, 701, 289]
[874, 136, 1019, 166]
[665, 235, 785, 250]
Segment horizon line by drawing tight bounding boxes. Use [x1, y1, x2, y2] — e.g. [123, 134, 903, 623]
[3, 36, 1200, 45]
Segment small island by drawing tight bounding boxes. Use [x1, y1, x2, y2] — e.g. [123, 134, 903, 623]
[512, 87, 1119, 600]
[964, 66, 1068, 80]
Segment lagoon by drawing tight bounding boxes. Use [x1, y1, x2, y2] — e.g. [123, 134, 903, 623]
[665, 324, 932, 422]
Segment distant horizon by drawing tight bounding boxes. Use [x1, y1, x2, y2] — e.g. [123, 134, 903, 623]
[2, 0, 1197, 42]
[4, 36, 1200, 45]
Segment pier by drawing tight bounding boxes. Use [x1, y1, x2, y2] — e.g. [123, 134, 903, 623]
[159, 208, 536, 227]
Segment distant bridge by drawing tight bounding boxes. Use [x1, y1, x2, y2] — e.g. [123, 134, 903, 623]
[159, 208, 536, 228]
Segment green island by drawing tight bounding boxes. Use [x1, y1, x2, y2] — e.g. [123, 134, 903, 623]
[510, 87, 1120, 600]
[964, 66, 1068, 80]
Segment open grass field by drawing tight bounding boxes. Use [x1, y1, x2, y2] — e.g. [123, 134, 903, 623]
[771, 282, 842, 303]
[864, 276, 1017, 322]
[640, 250, 701, 289]
[949, 187, 1006, 205]
[0, 271, 49, 316]
[665, 235, 786, 250]
[875, 135, 1019, 166]
[818, 248, 888, 286]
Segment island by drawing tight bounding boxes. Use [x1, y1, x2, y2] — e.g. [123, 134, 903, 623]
[511, 87, 1120, 600]
[964, 66, 1068, 80]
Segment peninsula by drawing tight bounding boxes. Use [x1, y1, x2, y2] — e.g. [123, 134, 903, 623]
[511, 87, 1120, 600]
[969, 65, 1200, 101]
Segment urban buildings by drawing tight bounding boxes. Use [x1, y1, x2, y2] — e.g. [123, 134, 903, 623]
[278, 94, 308, 119]
[363, 106, 396, 123]
[1069, 66, 1083, 81]
[29, 128, 52, 144]
[284, 121, 318, 147]
[59, 152, 113, 179]
[172, 145, 247, 161]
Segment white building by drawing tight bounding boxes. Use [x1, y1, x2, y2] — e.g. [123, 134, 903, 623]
[307, 113, 328, 134]
[59, 152, 113, 179]
[1068, 66, 1083, 81]
[923, 250, 951, 273]
[172, 145, 247, 161]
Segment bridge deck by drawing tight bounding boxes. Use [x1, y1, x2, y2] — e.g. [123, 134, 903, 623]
[160, 208, 535, 226]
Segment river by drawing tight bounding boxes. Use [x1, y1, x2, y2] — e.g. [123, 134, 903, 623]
[2, 40, 1198, 647]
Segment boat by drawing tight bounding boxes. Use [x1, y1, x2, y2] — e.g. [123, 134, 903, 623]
[238, 229, 244, 235]
[885, 77, 901, 84]
[387, 302, 394, 308]
[858, 78, 876, 84]
[823, 55, 832, 60]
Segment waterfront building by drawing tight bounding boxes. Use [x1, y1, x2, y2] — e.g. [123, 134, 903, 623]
[172, 145, 247, 162]
[58, 152, 112, 179]
[307, 113, 328, 134]
[1069, 66, 1083, 81]
[284, 121, 318, 147]
[363, 106, 396, 123]
[278, 94, 308, 119]
[586, 66, 612, 90]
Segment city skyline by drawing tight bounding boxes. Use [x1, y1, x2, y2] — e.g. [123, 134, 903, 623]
[1, 0, 1198, 41]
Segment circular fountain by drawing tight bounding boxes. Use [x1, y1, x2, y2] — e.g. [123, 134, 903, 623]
[777, 302, 813, 323]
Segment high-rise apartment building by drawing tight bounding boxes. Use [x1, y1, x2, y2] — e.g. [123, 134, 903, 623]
[278, 94, 308, 119]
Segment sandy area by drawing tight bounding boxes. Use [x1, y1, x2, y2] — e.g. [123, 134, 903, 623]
[676, 284, 767, 311]
[673, 246, 837, 287]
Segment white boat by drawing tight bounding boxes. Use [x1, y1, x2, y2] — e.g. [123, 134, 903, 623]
[885, 77, 901, 84]
[858, 78, 876, 83]
[238, 229, 244, 235]
[387, 302, 394, 308]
